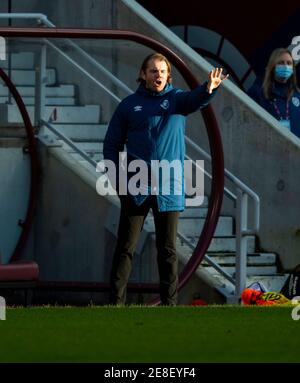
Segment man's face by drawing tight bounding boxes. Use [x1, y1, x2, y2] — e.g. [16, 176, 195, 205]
[141, 58, 169, 93]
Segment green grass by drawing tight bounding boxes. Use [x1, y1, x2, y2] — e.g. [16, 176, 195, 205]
[0, 305, 299, 362]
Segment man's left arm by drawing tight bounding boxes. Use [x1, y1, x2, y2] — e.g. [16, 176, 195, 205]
[174, 67, 229, 115]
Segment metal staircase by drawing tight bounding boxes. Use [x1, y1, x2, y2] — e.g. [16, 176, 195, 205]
[176, 204, 288, 298]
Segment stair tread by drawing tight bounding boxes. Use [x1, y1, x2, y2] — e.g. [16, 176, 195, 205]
[0, 104, 101, 124]
[0, 97, 76, 106]
[3, 68, 56, 86]
[202, 265, 278, 276]
[0, 84, 75, 97]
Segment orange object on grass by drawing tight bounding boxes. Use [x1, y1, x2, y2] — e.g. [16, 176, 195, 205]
[241, 288, 291, 305]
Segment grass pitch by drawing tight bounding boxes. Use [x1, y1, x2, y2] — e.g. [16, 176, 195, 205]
[0, 305, 299, 362]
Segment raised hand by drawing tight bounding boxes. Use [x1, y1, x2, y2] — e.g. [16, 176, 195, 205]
[207, 68, 229, 94]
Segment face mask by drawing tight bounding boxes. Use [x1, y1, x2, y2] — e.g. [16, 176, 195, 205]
[274, 65, 293, 80]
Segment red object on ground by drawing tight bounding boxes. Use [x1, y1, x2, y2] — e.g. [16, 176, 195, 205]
[241, 288, 262, 304]
[191, 298, 208, 306]
[241, 288, 290, 305]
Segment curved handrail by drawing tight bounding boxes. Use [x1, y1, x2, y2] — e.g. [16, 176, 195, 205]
[0, 27, 224, 303]
[0, 68, 38, 263]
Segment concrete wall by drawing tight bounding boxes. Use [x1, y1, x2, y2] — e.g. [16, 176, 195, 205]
[29, 142, 171, 304]
[1, 0, 115, 28]
[33, 143, 115, 283]
[0, 128, 31, 264]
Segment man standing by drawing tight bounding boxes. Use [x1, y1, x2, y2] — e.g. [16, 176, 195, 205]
[103, 53, 228, 305]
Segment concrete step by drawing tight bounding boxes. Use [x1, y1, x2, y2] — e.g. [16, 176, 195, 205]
[202, 253, 277, 266]
[70, 152, 103, 162]
[178, 216, 233, 237]
[204, 235, 256, 253]
[176, 240, 272, 266]
[0, 104, 101, 124]
[52, 124, 107, 141]
[246, 274, 289, 292]
[180, 206, 208, 217]
[176, 240, 285, 300]
[0, 96, 75, 106]
[0, 84, 76, 97]
[61, 141, 103, 152]
[204, 265, 278, 277]
[1, 52, 35, 69]
[3, 69, 56, 86]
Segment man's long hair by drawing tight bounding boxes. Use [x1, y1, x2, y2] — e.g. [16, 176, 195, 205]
[262, 48, 298, 100]
[137, 53, 172, 85]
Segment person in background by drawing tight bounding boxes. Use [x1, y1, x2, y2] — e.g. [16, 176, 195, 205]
[248, 48, 300, 138]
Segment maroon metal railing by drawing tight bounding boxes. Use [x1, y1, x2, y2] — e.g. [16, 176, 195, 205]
[0, 28, 224, 304]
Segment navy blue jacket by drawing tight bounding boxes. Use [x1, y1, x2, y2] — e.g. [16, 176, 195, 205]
[248, 81, 300, 138]
[103, 82, 217, 211]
